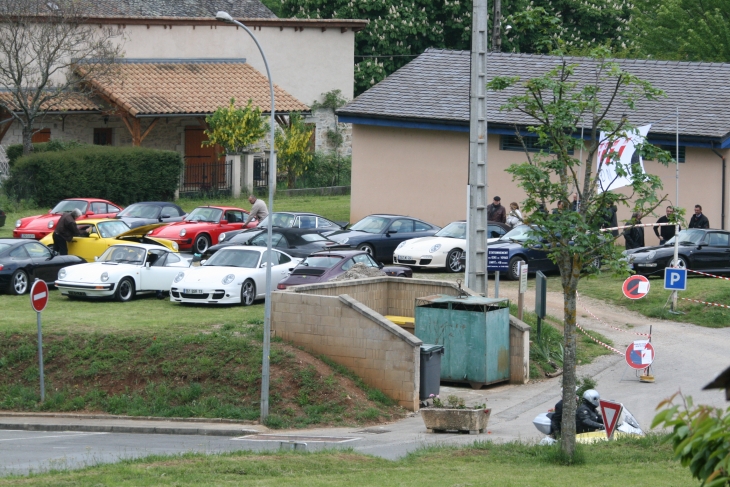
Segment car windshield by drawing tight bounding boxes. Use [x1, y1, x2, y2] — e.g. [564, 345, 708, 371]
[185, 207, 222, 223]
[435, 222, 466, 239]
[97, 221, 131, 238]
[349, 216, 389, 234]
[500, 225, 534, 242]
[300, 256, 342, 268]
[230, 230, 263, 244]
[51, 200, 88, 214]
[98, 245, 146, 264]
[665, 229, 706, 246]
[203, 249, 260, 268]
[258, 213, 296, 228]
[118, 204, 160, 219]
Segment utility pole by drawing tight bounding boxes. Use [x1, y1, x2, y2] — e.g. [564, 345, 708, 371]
[491, 0, 502, 52]
[466, 0, 489, 295]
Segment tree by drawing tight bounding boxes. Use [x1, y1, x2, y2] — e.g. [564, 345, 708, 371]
[203, 98, 269, 154]
[631, 0, 730, 62]
[275, 112, 313, 189]
[653, 393, 730, 486]
[0, 0, 123, 154]
[488, 47, 673, 458]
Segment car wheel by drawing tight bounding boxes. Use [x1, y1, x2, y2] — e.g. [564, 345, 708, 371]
[240, 279, 256, 306]
[9, 269, 29, 295]
[114, 277, 135, 302]
[194, 234, 211, 254]
[446, 249, 464, 273]
[508, 256, 526, 281]
[588, 256, 601, 270]
[671, 256, 688, 269]
[357, 243, 376, 259]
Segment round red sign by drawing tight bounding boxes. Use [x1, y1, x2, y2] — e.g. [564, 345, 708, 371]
[625, 341, 655, 370]
[30, 280, 49, 312]
[622, 275, 650, 300]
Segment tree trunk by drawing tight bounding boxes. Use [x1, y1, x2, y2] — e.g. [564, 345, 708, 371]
[491, 0, 502, 52]
[22, 125, 34, 155]
[559, 258, 580, 458]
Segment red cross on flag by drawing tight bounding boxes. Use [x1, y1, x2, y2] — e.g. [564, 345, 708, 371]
[596, 124, 651, 193]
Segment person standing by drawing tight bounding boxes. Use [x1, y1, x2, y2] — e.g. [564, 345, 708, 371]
[623, 212, 645, 250]
[245, 195, 269, 226]
[688, 204, 710, 229]
[654, 206, 679, 244]
[506, 202, 523, 228]
[601, 203, 619, 237]
[487, 196, 506, 223]
[52, 208, 88, 255]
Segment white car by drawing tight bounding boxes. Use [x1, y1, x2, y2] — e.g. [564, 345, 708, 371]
[55, 243, 191, 302]
[170, 246, 300, 306]
[393, 221, 509, 272]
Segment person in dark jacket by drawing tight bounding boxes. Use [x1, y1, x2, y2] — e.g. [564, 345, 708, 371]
[52, 209, 88, 255]
[576, 389, 605, 434]
[654, 206, 679, 244]
[623, 212, 645, 250]
[550, 398, 564, 436]
[688, 204, 710, 229]
[601, 203, 619, 237]
[487, 196, 507, 223]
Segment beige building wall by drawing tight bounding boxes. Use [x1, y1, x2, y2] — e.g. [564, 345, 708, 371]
[351, 124, 730, 244]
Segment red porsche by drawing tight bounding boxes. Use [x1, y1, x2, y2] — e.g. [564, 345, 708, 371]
[13, 198, 123, 240]
[146, 206, 257, 253]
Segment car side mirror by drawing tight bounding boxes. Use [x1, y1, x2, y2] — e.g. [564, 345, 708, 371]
[88, 233, 99, 240]
[378, 262, 384, 269]
[288, 268, 294, 271]
[145, 262, 150, 268]
[387, 230, 397, 235]
[220, 219, 228, 225]
[161, 214, 170, 219]
[94, 256, 99, 261]
[260, 262, 268, 268]
[86, 211, 95, 216]
[200, 259, 207, 265]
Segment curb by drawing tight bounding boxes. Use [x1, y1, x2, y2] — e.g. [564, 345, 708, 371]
[0, 412, 257, 425]
[0, 422, 260, 437]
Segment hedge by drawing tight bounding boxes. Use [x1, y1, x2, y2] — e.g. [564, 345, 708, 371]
[5, 146, 184, 206]
[5, 140, 85, 167]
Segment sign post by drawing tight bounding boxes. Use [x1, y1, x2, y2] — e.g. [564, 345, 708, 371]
[598, 399, 623, 440]
[535, 271, 547, 342]
[517, 262, 528, 320]
[30, 279, 48, 402]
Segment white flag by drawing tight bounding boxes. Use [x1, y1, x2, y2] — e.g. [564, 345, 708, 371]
[596, 124, 651, 193]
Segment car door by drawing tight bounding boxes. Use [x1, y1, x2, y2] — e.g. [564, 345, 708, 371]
[8, 245, 33, 278]
[697, 232, 730, 271]
[24, 242, 58, 283]
[258, 250, 286, 291]
[380, 219, 415, 258]
[140, 251, 187, 291]
[67, 224, 107, 262]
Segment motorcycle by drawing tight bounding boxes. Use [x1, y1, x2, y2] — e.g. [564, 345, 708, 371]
[533, 403, 644, 445]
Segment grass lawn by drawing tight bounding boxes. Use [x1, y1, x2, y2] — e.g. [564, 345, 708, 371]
[0, 436, 696, 486]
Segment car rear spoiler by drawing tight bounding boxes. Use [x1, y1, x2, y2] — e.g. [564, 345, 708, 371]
[334, 221, 349, 230]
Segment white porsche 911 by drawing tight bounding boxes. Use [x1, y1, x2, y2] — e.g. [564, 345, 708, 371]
[393, 221, 510, 272]
[55, 243, 191, 302]
[170, 246, 300, 306]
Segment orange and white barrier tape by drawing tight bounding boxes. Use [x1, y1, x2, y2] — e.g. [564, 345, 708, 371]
[600, 222, 678, 232]
[680, 297, 730, 310]
[575, 323, 623, 355]
[577, 293, 651, 337]
[686, 269, 730, 281]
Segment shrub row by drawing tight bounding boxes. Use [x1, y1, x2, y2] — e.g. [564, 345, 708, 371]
[5, 145, 183, 206]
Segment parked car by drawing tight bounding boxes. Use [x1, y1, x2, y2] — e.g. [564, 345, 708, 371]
[115, 202, 186, 228]
[278, 250, 412, 290]
[146, 206, 256, 254]
[326, 214, 440, 262]
[393, 220, 511, 272]
[257, 212, 347, 231]
[55, 243, 191, 302]
[201, 227, 344, 261]
[13, 198, 123, 240]
[626, 228, 730, 276]
[39, 220, 178, 262]
[0, 239, 84, 295]
[170, 246, 300, 305]
[486, 225, 558, 280]
[0, 208, 6, 227]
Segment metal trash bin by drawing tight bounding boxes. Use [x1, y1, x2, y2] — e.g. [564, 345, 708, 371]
[420, 344, 445, 400]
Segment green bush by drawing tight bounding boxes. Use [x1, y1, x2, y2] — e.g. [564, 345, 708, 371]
[296, 152, 351, 189]
[5, 140, 85, 167]
[5, 146, 183, 206]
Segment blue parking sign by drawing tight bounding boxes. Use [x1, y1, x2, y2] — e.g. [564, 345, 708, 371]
[664, 268, 687, 291]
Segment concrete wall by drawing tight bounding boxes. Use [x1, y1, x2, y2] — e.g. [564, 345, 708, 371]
[509, 316, 530, 385]
[350, 124, 730, 242]
[271, 291, 422, 410]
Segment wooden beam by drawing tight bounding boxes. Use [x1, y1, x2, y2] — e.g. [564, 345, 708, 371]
[196, 117, 209, 130]
[139, 117, 159, 143]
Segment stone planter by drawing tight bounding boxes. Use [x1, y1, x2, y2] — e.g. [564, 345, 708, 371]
[421, 408, 491, 434]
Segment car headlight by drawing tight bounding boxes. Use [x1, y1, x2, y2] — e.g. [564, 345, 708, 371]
[219, 233, 227, 242]
[396, 241, 406, 250]
[174, 272, 185, 283]
[172, 242, 179, 251]
[146, 230, 153, 235]
[429, 244, 441, 253]
[101, 272, 109, 282]
[222, 274, 235, 285]
[646, 250, 656, 260]
[47, 221, 54, 229]
[179, 228, 187, 237]
[58, 268, 66, 279]
[15, 219, 21, 228]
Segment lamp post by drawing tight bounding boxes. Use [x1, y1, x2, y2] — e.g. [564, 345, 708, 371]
[216, 10, 276, 422]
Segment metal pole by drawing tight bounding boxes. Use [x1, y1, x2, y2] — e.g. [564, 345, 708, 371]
[517, 264, 524, 320]
[672, 108, 679, 312]
[36, 311, 44, 402]
[216, 11, 275, 422]
[494, 271, 500, 298]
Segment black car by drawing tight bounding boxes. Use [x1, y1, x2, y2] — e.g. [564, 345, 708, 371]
[0, 239, 84, 294]
[218, 211, 347, 244]
[627, 228, 730, 276]
[199, 227, 344, 262]
[115, 202, 186, 229]
[326, 214, 440, 262]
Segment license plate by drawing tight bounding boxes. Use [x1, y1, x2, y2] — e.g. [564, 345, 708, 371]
[21, 234, 35, 239]
[398, 255, 412, 260]
[183, 289, 203, 294]
[68, 291, 86, 297]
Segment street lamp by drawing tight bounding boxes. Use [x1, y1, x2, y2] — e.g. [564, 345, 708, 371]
[216, 10, 276, 422]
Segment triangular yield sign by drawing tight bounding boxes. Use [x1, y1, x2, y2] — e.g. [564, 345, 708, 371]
[599, 399, 623, 440]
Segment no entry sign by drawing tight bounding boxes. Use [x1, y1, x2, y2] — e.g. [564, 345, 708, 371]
[622, 275, 650, 300]
[30, 280, 49, 312]
[599, 399, 623, 440]
[625, 340, 655, 370]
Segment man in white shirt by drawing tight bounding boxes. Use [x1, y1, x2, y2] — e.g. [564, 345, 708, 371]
[245, 195, 269, 225]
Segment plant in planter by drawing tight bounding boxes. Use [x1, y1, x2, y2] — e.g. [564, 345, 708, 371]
[421, 394, 491, 435]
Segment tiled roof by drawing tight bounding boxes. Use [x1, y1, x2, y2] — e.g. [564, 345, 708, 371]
[80, 0, 276, 19]
[339, 49, 730, 140]
[79, 60, 308, 116]
[0, 91, 100, 112]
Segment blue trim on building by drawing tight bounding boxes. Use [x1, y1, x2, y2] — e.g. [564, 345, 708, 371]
[337, 115, 468, 133]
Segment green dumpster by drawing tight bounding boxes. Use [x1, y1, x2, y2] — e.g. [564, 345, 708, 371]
[414, 295, 510, 389]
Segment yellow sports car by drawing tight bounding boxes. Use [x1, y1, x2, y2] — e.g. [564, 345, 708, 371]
[40, 219, 178, 262]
